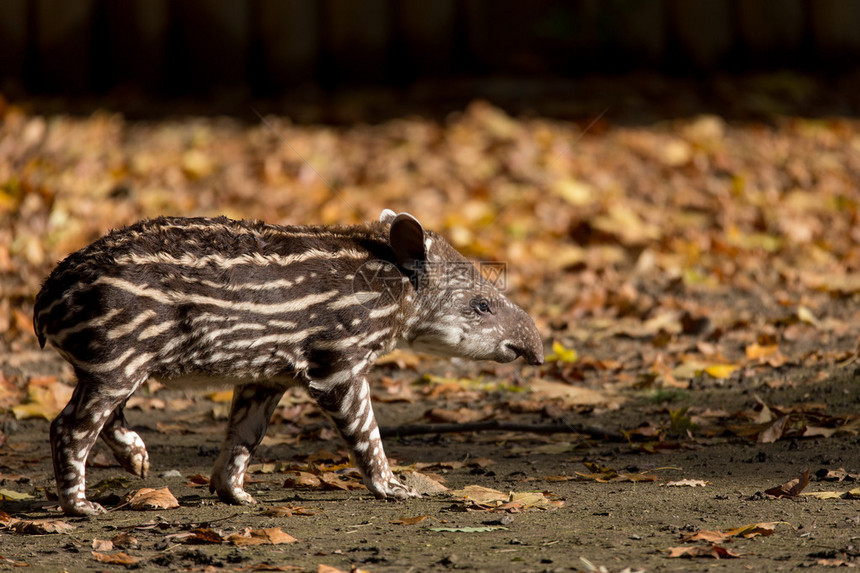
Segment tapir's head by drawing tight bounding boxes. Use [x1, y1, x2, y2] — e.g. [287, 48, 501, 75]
[381, 210, 544, 366]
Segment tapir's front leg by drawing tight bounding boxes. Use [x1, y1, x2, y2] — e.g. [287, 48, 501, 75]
[310, 373, 416, 499]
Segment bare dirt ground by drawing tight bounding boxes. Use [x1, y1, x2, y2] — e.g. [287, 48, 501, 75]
[2, 286, 859, 572]
[0, 371, 859, 573]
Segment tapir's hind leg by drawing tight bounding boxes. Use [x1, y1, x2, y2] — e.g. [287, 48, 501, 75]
[51, 369, 145, 516]
[100, 401, 150, 478]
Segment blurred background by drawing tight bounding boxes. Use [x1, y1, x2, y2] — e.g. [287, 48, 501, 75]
[1, 0, 860, 120]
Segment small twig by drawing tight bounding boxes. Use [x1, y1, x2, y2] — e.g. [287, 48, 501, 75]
[379, 420, 626, 442]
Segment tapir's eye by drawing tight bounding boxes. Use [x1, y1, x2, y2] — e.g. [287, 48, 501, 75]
[471, 297, 492, 314]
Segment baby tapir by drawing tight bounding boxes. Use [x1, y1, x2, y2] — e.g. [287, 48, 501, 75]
[34, 209, 544, 516]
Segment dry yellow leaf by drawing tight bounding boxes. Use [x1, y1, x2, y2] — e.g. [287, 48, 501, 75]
[703, 364, 738, 379]
[206, 390, 234, 403]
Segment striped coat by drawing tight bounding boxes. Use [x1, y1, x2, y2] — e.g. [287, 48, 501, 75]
[34, 211, 544, 516]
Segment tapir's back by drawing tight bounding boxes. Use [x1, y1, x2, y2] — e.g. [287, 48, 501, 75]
[33, 216, 401, 382]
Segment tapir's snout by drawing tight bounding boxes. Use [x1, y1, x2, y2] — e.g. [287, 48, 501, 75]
[511, 306, 544, 366]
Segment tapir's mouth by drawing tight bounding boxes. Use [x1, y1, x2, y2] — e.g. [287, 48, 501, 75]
[502, 343, 544, 366]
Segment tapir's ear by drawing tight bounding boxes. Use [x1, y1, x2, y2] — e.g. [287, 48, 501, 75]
[378, 208, 397, 224]
[389, 212, 425, 270]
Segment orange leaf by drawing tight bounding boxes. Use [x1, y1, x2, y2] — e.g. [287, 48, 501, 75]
[206, 390, 234, 403]
[745, 343, 779, 361]
[390, 515, 430, 525]
[125, 487, 179, 510]
[92, 538, 113, 552]
[283, 471, 322, 489]
[683, 530, 728, 543]
[183, 528, 224, 544]
[262, 505, 319, 517]
[668, 544, 741, 559]
[11, 377, 74, 420]
[228, 527, 298, 546]
[722, 522, 779, 539]
[92, 551, 141, 566]
[765, 469, 810, 498]
[9, 518, 75, 534]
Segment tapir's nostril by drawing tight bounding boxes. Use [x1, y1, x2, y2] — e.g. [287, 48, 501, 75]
[506, 342, 544, 366]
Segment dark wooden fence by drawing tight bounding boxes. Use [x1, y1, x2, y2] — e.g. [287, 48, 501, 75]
[1, 0, 859, 96]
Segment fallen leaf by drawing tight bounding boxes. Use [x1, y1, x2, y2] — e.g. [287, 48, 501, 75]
[228, 527, 298, 546]
[390, 515, 430, 525]
[399, 470, 449, 495]
[668, 544, 741, 559]
[764, 469, 810, 498]
[125, 396, 168, 411]
[319, 471, 364, 491]
[817, 468, 860, 482]
[111, 532, 139, 548]
[663, 479, 709, 487]
[703, 364, 738, 379]
[0, 488, 33, 501]
[186, 474, 210, 487]
[207, 389, 234, 403]
[803, 426, 838, 438]
[684, 530, 728, 543]
[305, 449, 343, 463]
[745, 342, 780, 361]
[262, 505, 320, 517]
[92, 551, 140, 566]
[797, 305, 819, 326]
[0, 372, 24, 410]
[449, 485, 563, 510]
[721, 522, 780, 539]
[428, 526, 508, 533]
[450, 485, 507, 505]
[375, 349, 422, 369]
[504, 491, 564, 511]
[92, 477, 134, 491]
[529, 378, 622, 408]
[757, 415, 789, 443]
[7, 518, 75, 534]
[817, 558, 853, 567]
[180, 528, 224, 544]
[802, 491, 843, 500]
[546, 340, 578, 363]
[283, 471, 322, 489]
[509, 442, 574, 455]
[92, 539, 113, 552]
[124, 487, 180, 510]
[11, 377, 73, 420]
[424, 407, 485, 424]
